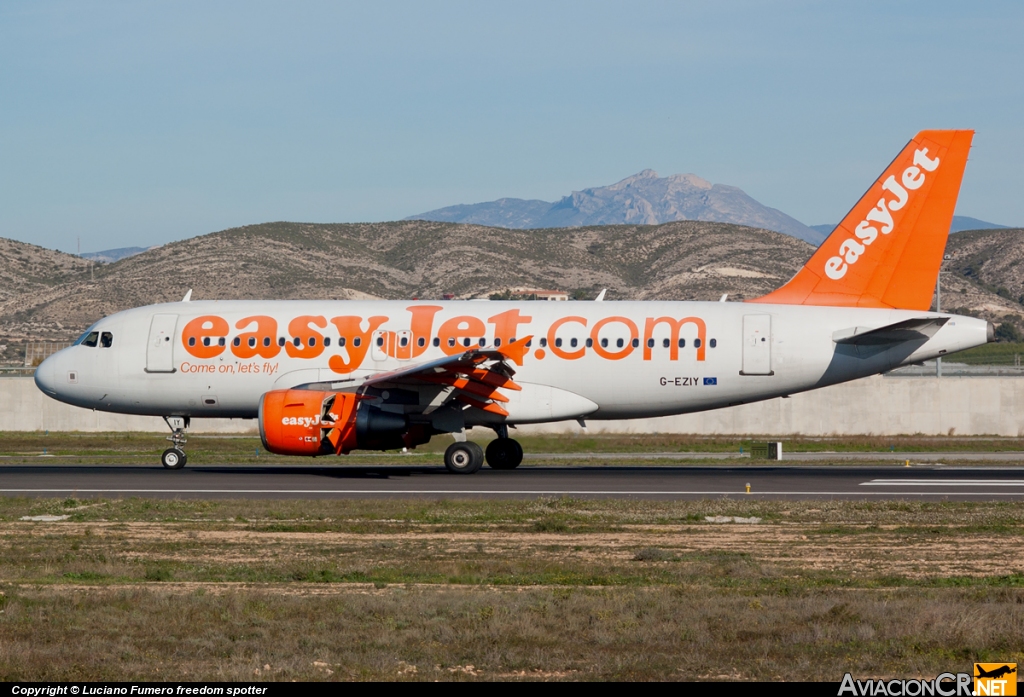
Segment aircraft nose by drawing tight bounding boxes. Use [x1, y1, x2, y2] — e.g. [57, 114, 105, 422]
[34, 354, 59, 396]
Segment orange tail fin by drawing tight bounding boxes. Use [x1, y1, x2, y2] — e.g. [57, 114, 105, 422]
[751, 129, 974, 310]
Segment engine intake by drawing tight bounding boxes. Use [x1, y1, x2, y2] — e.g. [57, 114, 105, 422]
[259, 389, 425, 456]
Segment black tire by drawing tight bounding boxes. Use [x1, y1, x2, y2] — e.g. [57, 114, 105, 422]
[161, 448, 187, 470]
[444, 441, 484, 474]
[486, 438, 523, 470]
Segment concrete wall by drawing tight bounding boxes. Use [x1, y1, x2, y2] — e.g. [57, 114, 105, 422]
[5, 376, 1024, 436]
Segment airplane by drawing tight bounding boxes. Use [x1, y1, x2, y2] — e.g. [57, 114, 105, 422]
[34, 129, 990, 474]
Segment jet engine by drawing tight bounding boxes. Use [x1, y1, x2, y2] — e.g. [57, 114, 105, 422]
[259, 389, 426, 456]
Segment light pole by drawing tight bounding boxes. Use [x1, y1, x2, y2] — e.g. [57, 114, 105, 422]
[936, 254, 951, 377]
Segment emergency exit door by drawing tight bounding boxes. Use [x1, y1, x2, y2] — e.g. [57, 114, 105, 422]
[741, 314, 773, 376]
[146, 314, 178, 373]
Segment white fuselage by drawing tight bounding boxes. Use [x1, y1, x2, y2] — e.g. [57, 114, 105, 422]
[35, 300, 989, 427]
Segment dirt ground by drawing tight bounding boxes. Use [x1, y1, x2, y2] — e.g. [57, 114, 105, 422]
[1, 497, 1023, 681]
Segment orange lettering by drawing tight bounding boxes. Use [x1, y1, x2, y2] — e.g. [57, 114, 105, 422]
[643, 316, 706, 361]
[232, 316, 281, 359]
[285, 316, 327, 359]
[437, 315, 486, 356]
[386, 305, 442, 360]
[181, 315, 229, 359]
[547, 316, 587, 360]
[488, 309, 533, 344]
[590, 316, 638, 360]
[328, 315, 388, 373]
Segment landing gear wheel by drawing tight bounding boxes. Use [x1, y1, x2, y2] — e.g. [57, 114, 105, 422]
[161, 448, 187, 470]
[444, 441, 484, 474]
[486, 438, 523, 470]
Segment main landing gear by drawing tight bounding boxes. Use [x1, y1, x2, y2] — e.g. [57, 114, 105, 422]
[443, 426, 523, 475]
[161, 416, 190, 470]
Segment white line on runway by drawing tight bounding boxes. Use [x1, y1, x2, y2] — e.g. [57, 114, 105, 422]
[861, 479, 1024, 486]
[4, 488, 1024, 496]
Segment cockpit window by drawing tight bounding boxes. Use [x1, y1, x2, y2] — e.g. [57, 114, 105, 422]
[81, 332, 99, 348]
[100, 332, 113, 348]
[73, 325, 100, 346]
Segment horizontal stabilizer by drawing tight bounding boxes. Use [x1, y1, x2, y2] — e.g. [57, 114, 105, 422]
[832, 317, 948, 346]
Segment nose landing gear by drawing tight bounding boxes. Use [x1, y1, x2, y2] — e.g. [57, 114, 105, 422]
[162, 416, 190, 469]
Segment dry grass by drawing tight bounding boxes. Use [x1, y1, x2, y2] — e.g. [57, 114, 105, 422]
[1, 498, 1024, 680]
[2, 432, 1024, 467]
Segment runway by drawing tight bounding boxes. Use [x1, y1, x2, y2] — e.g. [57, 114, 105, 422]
[3, 462, 1024, 499]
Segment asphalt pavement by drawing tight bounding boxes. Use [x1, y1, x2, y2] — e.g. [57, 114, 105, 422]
[3, 461, 1024, 499]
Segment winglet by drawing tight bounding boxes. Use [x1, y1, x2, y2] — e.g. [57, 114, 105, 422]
[498, 335, 532, 366]
[751, 130, 974, 310]
[182, 289, 192, 303]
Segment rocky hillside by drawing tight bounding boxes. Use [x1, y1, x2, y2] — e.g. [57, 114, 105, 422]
[945, 228, 1024, 307]
[409, 170, 824, 244]
[1, 221, 1020, 356]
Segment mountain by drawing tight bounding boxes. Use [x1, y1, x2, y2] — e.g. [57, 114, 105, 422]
[949, 216, 1008, 233]
[945, 228, 1024, 307]
[80, 246, 153, 263]
[408, 170, 826, 245]
[1, 221, 1020, 356]
[811, 215, 1008, 239]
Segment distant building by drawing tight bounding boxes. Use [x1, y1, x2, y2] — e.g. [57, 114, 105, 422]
[522, 289, 569, 301]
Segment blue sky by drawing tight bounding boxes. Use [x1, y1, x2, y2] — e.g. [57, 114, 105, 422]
[1, 1, 1021, 253]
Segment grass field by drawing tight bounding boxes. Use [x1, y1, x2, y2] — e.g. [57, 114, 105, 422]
[2, 432, 1024, 466]
[1, 497, 1023, 681]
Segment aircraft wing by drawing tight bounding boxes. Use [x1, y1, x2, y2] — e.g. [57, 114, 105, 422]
[294, 336, 532, 417]
[832, 317, 949, 346]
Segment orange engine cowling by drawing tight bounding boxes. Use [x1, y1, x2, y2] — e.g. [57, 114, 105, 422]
[258, 389, 425, 456]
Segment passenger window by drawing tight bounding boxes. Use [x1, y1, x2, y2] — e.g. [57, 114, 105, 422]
[203, 337, 211, 347]
[447, 338, 455, 347]
[293, 337, 301, 347]
[263, 337, 270, 347]
[339, 337, 346, 347]
[601, 338, 608, 348]
[631, 338, 639, 348]
[570, 338, 577, 348]
[555, 338, 562, 348]
[188, 337, 196, 347]
[376, 336, 384, 347]
[418, 337, 426, 347]
[478, 337, 485, 347]
[233, 337, 241, 347]
[278, 337, 285, 347]
[647, 338, 655, 348]
[678, 338, 686, 348]
[100, 332, 113, 348]
[540, 338, 547, 347]
[248, 337, 256, 348]
[494, 338, 501, 347]
[324, 337, 331, 347]
[586, 338, 593, 348]
[353, 337, 361, 347]
[218, 337, 225, 347]
[432, 337, 439, 347]
[400, 336, 408, 347]
[82, 332, 99, 347]
[526, 339, 532, 347]
[710, 338, 717, 348]
[662, 338, 670, 348]
[462, 338, 471, 347]
[308, 337, 316, 347]
[694, 338, 702, 348]
[616, 338, 623, 348]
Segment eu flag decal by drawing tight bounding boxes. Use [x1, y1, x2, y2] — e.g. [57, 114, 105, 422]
[703, 377, 717, 386]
